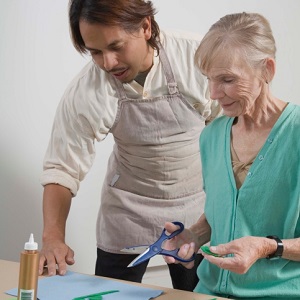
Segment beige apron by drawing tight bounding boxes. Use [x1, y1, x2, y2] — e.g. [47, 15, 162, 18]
[97, 44, 206, 253]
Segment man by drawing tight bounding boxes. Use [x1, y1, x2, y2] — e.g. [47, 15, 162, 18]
[39, 0, 221, 291]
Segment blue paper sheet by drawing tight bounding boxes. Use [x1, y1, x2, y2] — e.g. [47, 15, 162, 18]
[6, 271, 163, 300]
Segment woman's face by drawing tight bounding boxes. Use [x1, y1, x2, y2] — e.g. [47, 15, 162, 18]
[205, 55, 264, 118]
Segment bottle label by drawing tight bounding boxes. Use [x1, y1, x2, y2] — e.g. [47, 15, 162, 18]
[20, 289, 34, 300]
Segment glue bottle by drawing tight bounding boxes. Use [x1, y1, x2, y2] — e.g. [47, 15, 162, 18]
[18, 233, 39, 300]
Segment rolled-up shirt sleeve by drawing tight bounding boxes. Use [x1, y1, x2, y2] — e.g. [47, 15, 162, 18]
[40, 62, 117, 196]
[41, 100, 96, 196]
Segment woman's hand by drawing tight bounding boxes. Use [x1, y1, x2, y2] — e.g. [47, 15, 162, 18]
[163, 214, 211, 268]
[200, 236, 273, 274]
[163, 222, 199, 269]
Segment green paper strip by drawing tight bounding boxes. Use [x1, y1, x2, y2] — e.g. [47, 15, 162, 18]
[72, 289, 119, 300]
[200, 245, 221, 257]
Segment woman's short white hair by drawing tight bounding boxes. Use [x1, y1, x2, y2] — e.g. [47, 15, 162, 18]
[195, 12, 276, 80]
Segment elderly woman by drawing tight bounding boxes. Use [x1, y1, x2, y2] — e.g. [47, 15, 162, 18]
[164, 12, 300, 299]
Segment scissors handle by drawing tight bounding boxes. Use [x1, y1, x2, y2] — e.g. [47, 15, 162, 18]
[153, 221, 184, 248]
[158, 221, 196, 263]
[164, 221, 184, 239]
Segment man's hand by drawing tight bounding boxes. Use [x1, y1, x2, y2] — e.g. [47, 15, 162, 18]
[39, 239, 75, 276]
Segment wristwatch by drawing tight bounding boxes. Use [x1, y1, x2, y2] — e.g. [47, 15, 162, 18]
[266, 235, 283, 259]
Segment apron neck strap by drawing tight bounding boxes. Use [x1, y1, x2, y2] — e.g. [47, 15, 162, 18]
[157, 41, 178, 95]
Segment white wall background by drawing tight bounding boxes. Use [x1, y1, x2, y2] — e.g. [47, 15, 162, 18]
[1, 0, 299, 275]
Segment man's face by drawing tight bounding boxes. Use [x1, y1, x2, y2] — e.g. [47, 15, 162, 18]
[79, 18, 153, 83]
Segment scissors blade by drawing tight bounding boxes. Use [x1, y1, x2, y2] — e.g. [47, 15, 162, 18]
[120, 245, 149, 254]
[127, 248, 154, 268]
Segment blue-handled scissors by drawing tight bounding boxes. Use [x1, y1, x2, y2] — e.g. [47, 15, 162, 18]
[121, 221, 196, 267]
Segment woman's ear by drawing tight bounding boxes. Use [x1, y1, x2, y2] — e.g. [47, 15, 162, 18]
[142, 16, 152, 41]
[265, 57, 276, 83]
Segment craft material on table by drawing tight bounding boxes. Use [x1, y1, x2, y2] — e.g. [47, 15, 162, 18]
[72, 289, 119, 300]
[6, 271, 163, 300]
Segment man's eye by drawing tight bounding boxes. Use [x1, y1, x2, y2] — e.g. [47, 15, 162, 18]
[111, 46, 122, 52]
[89, 50, 102, 56]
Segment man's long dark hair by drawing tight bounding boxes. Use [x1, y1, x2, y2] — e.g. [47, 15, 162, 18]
[69, 0, 160, 54]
